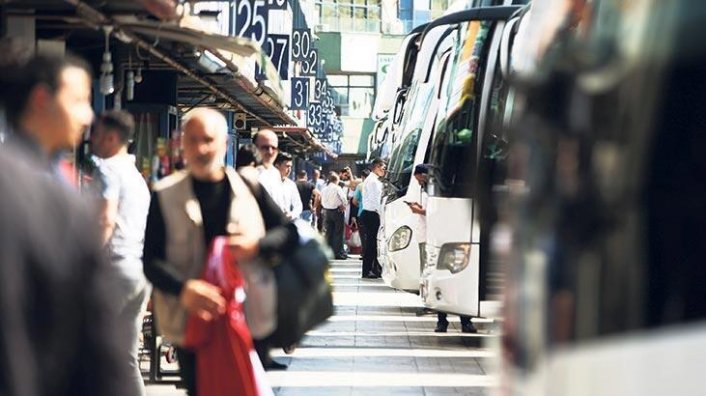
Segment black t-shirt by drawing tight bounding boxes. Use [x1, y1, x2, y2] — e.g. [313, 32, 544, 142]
[143, 177, 231, 296]
[295, 180, 315, 209]
[192, 177, 231, 246]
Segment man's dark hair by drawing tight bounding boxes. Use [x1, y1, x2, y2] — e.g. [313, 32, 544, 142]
[413, 163, 430, 175]
[235, 143, 261, 168]
[370, 158, 386, 169]
[2, 52, 92, 128]
[274, 152, 293, 166]
[361, 169, 371, 178]
[0, 39, 32, 111]
[97, 110, 135, 144]
[297, 170, 307, 179]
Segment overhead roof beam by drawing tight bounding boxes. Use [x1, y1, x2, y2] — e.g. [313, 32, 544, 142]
[63, 0, 273, 126]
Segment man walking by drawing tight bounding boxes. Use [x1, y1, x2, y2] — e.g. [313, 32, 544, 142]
[361, 158, 386, 278]
[90, 110, 152, 395]
[321, 172, 348, 259]
[2, 52, 94, 185]
[255, 129, 286, 210]
[0, 47, 127, 396]
[296, 170, 318, 224]
[143, 109, 293, 393]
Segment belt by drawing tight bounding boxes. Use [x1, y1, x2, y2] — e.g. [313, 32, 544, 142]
[323, 208, 340, 211]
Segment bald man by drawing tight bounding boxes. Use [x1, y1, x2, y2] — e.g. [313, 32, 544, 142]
[255, 129, 288, 213]
[143, 109, 296, 393]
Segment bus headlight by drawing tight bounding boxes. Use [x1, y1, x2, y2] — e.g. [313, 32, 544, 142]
[388, 226, 413, 252]
[437, 243, 471, 274]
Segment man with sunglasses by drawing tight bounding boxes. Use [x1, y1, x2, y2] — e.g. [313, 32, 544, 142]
[255, 129, 287, 213]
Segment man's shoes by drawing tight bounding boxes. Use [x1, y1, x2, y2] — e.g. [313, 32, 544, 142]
[264, 359, 289, 371]
[283, 344, 297, 355]
[461, 323, 478, 334]
[434, 322, 448, 333]
[362, 272, 380, 279]
[335, 255, 349, 260]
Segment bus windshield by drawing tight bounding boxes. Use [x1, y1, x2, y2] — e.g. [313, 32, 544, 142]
[429, 20, 493, 198]
[386, 83, 435, 191]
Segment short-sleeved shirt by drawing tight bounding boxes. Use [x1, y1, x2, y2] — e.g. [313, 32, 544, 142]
[321, 182, 347, 210]
[93, 154, 150, 264]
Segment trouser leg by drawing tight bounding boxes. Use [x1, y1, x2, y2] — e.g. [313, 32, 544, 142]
[111, 264, 150, 396]
[358, 218, 367, 259]
[324, 211, 336, 252]
[361, 211, 380, 275]
[333, 210, 345, 257]
[176, 347, 197, 396]
[118, 283, 150, 396]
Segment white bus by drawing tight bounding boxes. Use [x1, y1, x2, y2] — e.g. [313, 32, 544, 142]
[420, 1, 526, 317]
[378, 20, 457, 291]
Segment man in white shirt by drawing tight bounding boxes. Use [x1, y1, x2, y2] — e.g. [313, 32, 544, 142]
[408, 164, 429, 266]
[90, 110, 151, 395]
[360, 158, 386, 278]
[255, 129, 287, 211]
[409, 164, 476, 333]
[320, 172, 348, 259]
[275, 152, 302, 219]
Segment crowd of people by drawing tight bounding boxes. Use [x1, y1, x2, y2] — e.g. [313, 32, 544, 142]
[0, 44, 394, 395]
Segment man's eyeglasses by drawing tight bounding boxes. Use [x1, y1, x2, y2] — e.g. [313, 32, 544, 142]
[258, 145, 278, 152]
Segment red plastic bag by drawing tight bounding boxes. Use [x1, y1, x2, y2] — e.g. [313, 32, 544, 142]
[183, 236, 271, 396]
[345, 224, 353, 241]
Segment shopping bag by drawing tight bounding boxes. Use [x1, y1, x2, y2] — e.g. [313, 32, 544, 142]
[348, 229, 362, 254]
[182, 236, 271, 396]
[266, 220, 334, 348]
[239, 259, 277, 339]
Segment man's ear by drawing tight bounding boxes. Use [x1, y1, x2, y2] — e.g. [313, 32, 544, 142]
[106, 130, 120, 145]
[27, 84, 52, 112]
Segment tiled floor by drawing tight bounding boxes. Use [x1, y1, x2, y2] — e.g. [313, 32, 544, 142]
[146, 257, 499, 395]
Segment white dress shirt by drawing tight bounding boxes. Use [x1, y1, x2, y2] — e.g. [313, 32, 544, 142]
[282, 177, 303, 219]
[257, 165, 287, 212]
[320, 182, 347, 210]
[362, 172, 383, 213]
